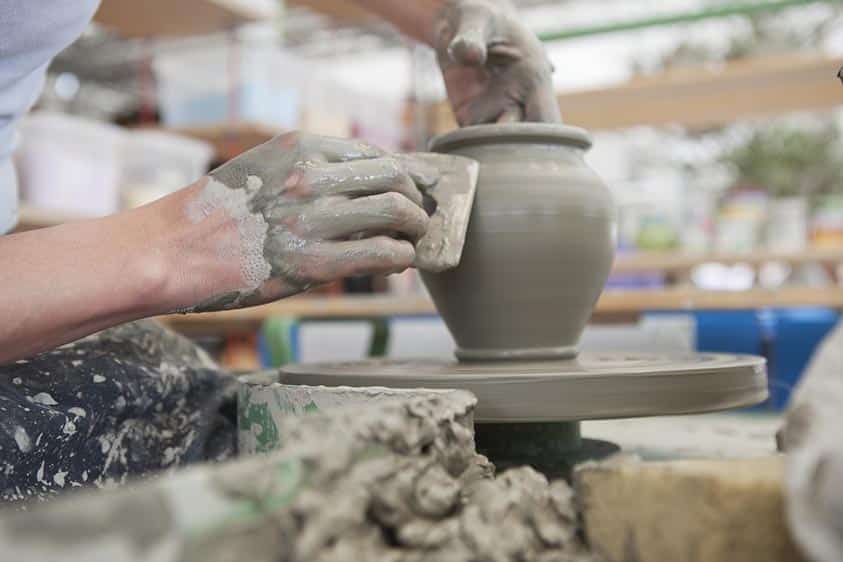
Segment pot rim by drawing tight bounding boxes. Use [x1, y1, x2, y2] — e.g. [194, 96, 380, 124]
[429, 123, 592, 152]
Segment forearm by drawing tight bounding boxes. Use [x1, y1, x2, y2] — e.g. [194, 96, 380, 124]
[0, 180, 239, 363]
[351, 0, 445, 45]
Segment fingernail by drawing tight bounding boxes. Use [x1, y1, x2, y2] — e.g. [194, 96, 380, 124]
[359, 143, 383, 158]
[497, 106, 523, 123]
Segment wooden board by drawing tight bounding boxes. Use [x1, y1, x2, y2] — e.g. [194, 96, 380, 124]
[575, 456, 806, 562]
[597, 287, 843, 311]
[431, 54, 843, 133]
[613, 248, 843, 274]
[13, 205, 97, 233]
[158, 287, 843, 333]
[94, 0, 277, 38]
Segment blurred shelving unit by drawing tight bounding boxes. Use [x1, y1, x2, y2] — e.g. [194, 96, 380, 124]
[94, 0, 278, 37]
[613, 248, 843, 274]
[157, 287, 843, 334]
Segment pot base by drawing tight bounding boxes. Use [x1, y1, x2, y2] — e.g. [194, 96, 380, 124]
[474, 422, 620, 480]
[455, 345, 578, 362]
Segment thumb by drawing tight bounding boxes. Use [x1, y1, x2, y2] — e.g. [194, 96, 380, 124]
[525, 78, 562, 123]
[447, 5, 494, 67]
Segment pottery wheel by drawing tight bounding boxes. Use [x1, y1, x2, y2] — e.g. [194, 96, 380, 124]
[279, 352, 766, 478]
[278, 352, 767, 423]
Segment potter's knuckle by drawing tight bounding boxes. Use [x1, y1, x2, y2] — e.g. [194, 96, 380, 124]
[298, 263, 322, 282]
[355, 140, 379, 156]
[392, 243, 416, 266]
[381, 191, 407, 213]
[414, 207, 432, 226]
[282, 214, 307, 236]
[379, 157, 403, 178]
[275, 131, 303, 149]
[402, 202, 427, 226]
[283, 166, 314, 197]
[295, 253, 329, 283]
[392, 208, 416, 227]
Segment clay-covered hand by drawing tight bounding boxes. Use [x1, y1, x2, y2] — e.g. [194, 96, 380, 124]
[185, 132, 437, 312]
[434, 0, 560, 126]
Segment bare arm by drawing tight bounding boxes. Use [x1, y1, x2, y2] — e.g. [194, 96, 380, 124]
[0, 183, 236, 363]
[1, 132, 435, 364]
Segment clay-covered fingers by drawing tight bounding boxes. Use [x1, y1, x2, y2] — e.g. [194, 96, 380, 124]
[310, 135, 386, 163]
[302, 192, 430, 242]
[302, 157, 439, 206]
[436, 0, 561, 126]
[310, 236, 418, 281]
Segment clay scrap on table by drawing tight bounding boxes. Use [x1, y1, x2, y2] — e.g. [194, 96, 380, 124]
[0, 390, 598, 562]
[575, 454, 806, 562]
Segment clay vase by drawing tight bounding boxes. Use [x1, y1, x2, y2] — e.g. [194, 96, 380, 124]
[422, 123, 615, 362]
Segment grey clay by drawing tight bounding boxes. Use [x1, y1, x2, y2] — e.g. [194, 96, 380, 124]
[423, 123, 616, 361]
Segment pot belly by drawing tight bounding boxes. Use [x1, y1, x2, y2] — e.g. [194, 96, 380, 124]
[422, 200, 614, 361]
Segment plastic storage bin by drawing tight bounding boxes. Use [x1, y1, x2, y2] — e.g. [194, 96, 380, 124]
[295, 321, 374, 363]
[651, 308, 838, 411]
[580, 314, 695, 353]
[16, 112, 125, 216]
[153, 41, 304, 129]
[692, 310, 764, 356]
[300, 76, 352, 138]
[765, 308, 838, 410]
[121, 129, 213, 208]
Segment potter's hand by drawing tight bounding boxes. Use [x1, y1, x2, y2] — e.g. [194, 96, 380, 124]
[434, 0, 560, 126]
[184, 132, 437, 312]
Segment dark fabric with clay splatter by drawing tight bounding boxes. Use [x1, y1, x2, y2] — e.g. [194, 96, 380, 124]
[0, 320, 237, 504]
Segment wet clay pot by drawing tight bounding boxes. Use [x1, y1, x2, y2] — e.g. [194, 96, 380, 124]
[422, 123, 615, 362]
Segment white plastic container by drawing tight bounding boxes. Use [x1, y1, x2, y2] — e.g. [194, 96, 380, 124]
[387, 317, 455, 359]
[347, 91, 405, 151]
[766, 196, 808, 252]
[297, 321, 373, 363]
[299, 76, 351, 138]
[16, 112, 126, 216]
[121, 129, 213, 208]
[153, 40, 304, 129]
